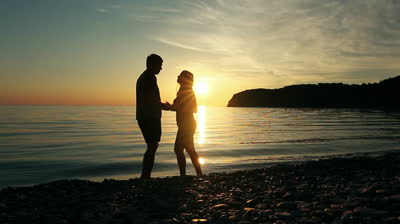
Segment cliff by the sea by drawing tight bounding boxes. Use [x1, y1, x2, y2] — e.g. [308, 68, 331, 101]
[227, 75, 400, 110]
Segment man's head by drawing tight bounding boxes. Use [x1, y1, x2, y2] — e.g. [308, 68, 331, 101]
[146, 54, 163, 75]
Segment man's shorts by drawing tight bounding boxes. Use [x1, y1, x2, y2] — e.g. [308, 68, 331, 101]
[138, 119, 161, 143]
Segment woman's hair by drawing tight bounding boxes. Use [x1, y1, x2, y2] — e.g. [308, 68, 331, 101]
[175, 70, 197, 113]
[179, 70, 194, 87]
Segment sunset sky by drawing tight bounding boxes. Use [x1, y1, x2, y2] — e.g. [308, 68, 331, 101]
[1, 0, 400, 106]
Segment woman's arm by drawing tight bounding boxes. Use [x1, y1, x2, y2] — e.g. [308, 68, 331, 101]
[169, 98, 178, 111]
[161, 102, 172, 110]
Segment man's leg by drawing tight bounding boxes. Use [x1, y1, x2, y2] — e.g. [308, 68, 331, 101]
[141, 142, 159, 178]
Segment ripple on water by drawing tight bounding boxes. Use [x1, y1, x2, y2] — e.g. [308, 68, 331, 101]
[0, 105, 400, 189]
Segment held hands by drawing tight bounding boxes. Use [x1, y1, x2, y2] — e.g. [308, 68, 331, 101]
[161, 102, 172, 110]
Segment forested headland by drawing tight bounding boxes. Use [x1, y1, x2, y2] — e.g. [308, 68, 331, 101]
[227, 76, 400, 110]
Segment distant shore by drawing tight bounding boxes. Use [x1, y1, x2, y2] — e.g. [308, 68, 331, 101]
[227, 75, 400, 110]
[1, 151, 400, 224]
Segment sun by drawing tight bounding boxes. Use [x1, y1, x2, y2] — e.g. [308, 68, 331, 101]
[198, 157, 205, 165]
[194, 82, 209, 95]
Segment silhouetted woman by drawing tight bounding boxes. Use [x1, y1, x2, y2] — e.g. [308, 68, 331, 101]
[171, 71, 203, 176]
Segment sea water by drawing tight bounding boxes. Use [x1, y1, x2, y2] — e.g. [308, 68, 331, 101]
[1, 105, 400, 189]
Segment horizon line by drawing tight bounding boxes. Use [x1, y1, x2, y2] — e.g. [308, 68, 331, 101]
[0, 104, 135, 106]
[0, 104, 216, 107]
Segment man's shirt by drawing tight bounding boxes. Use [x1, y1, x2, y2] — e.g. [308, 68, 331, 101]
[136, 70, 162, 120]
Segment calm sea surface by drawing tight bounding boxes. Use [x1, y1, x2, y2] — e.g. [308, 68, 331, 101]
[1, 106, 400, 189]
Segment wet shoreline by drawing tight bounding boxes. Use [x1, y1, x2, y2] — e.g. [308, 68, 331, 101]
[1, 151, 400, 224]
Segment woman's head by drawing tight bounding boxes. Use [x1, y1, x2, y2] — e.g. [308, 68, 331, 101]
[177, 70, 194, 87]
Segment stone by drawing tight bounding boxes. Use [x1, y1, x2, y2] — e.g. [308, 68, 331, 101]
[243, 207, 255, 211]
[275, 211, 292, 219]
[372, 210, 389, 217]
[228, 215, 238, 221]
[245, 199, 258, 206]
[225, 198, 241, 207]
[149, 219, 173, 224]
[324, 208, 334, 212]
[276, 201, 296, 209]
[382, 217, 398, 223]
[211, 204, 229, 209]
[311, 210, 333, 219]
[353, 207, 388, 217]
[192, 218, 209, 223]
[294, 191, 314, 201]
[389, 194, 400, 201]
[301, 202, 319, 209]
[300, 208, 312, 212]
[255, 203, 269, 209]
[260, 209, 274, 216]
[299, 217, 323, 224]
[342, 201, 360, 209]
[330, 204, 342, 209]
[282, 192, 294, 199]
[341, 211, 358, 224]
[237, 221, 251, 224]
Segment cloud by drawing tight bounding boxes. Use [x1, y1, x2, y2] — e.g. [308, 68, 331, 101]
[96, 8, 108, 13]
[150, 7, 181, 14]
[147, 0, 400, 83]
[96, 3, 122, 13]
[153, 37, 211, 52]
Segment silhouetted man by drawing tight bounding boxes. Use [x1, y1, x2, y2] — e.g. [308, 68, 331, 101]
[136, 54, 170, 178]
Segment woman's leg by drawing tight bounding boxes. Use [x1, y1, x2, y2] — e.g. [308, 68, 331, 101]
[185, 141, 203, 176]
[174, 131, 186, 176]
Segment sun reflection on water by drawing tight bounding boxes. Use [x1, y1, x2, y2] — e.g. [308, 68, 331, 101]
[196, 105, 207, 144]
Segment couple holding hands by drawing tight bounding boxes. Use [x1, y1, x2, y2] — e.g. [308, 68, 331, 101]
[136, 54, 202, 178]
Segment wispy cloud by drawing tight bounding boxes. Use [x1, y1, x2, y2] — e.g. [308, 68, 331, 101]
[96, 8, 108, 13]
[96, 3, 122, 13]
[153, 37, 211, 53]
[143, 0, 400, 84]
[150, 7, 181, 14]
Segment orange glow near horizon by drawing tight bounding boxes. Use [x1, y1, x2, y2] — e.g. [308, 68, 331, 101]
[1, 71, 232, 106]
[0, 92, 134, 106]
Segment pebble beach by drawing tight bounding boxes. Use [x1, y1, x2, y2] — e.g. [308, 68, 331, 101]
[1, 151, 400, 224]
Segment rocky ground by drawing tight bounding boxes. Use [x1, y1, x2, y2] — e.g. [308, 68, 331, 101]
[1, 152, 400, 224]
